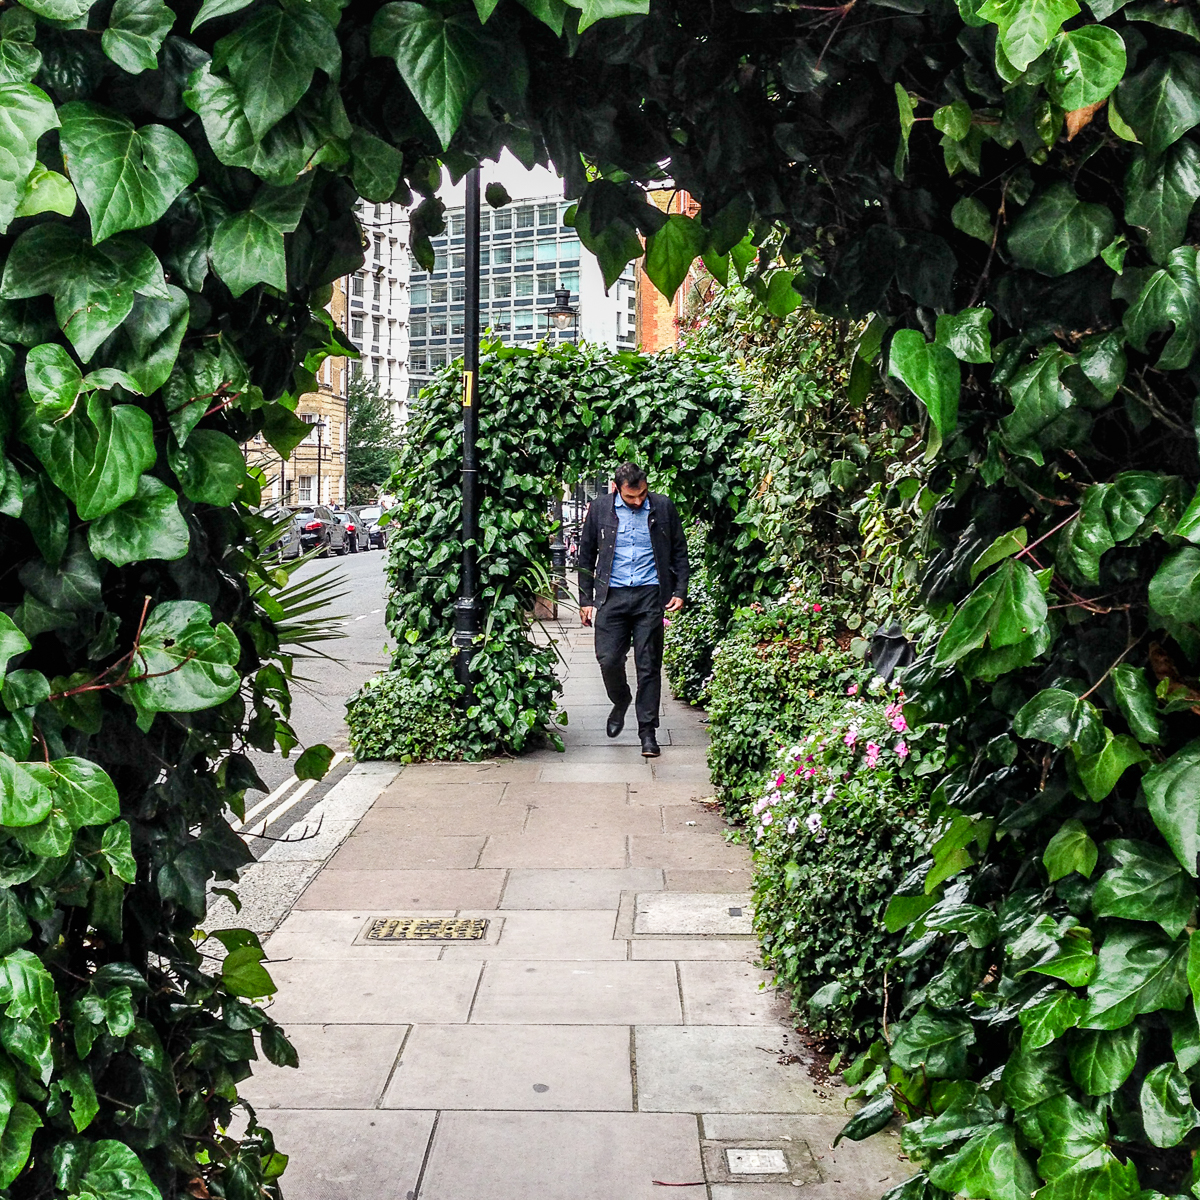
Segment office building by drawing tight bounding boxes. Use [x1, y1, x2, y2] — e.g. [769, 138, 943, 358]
[406, 196, 637, 400]
[348, 201, 412, 421]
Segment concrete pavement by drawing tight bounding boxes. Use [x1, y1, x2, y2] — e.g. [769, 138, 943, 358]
[241, 614, 908, 1200]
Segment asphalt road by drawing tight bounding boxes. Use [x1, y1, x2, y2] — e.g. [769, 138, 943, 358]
[244, 544, 392, 822]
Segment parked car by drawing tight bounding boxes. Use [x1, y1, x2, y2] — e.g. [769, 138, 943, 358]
[291, 505, 347, 557]
[335, 510, 369, 552]
[354, 505, 387, 550]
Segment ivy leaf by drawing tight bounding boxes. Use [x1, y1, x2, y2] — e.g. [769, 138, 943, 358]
[978, 0, 1079, 70]
[1019, 991, 1083, 1050]
[1074, 730, 1148, 802]
[213, 4, 341, 141]
[25, 344, 84, 420]
[1141, 1063, 1199, 1147]
[887, 329, 960, 439]
[1068, 1024, 1141, 1094]
[1007, 182, 1115, 276]
[0, 756, 50, 828]
[999, 346, 1075, 465]
[565, 0, 649, 32]
[73, 1141, 159, 1200]
[935, 307, 993, 364]
[0, 83, 59, 235]
[58, 102, 197, 244]
[1117, 51, 1200, 156]
[86, 475, 189, 568]
[211, 179, 311, 297]
[0, 11, 42, 85]
[35, 757, 119, 829]
[102, 0, 174, 74]
[970, 527, 1027, 582]
[100, 820, 137, 883]
[13, 166, 75, 223]
[1034, 1094, 1110, 1182]
[1126, 0, 1200, 39]
[1013, 688, 1105, 754]
[1125, 245, 1200, 369]
[20, 393, 156, 520]
[1111, 662, 1164, 745]
[894, 83, 917, 178]
[1048, 27, 1127, 110]
[1094, 839, 1195, 937]
[167, 429, 246, 506]
[260, 401, 310, 459]
[126, 600, 240, 713]
[191, 0, 254, 29]
[0, 615, 32, 685]
[1027, 926, 1098, 986]
[1150, 545, 1200, 624]
[1125, 140, 1200, 265]
[0, 1101, 40, 1187]
[1145, 739, 1200, 874]
[889, 1008, 975, 1077]
[934, 559, 1048, 666]
[1079, 924, 1188, 1028]
[221, 943, 277, 998]
[112, 286, 189, 395]
[370, 1, 489, 149]
[350, 128, 403, 203]
[928, 1125, 1038, 1200]
[564, 180, 654, 290]
[1043, 819, 1098, 881]
[295, 742, 334, 780]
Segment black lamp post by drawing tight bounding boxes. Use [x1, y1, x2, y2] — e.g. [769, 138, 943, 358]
[544, 287, 577, 603]
[453, 167, 483, 693]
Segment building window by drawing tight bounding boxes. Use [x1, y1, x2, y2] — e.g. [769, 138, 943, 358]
[538, 274, 556, 295]
[351, 274, 364, 296]
[493, 245, 512, 266]
[480, 281, 490, 300]
[515, 311, 534, 331]
[431, 317, 448, 337]
[452, 317, 465, 335]
[515, 242, 534, 263]
[372, 360, 380, 379]
[480, 211, 490, 231]
[561, 271, 579, 295]
[350, 359, 362, 377]
[558, 238, 581, 260]
[431, 350, 447, 368]
[451, 214, 465, 236]
[492, 311, 511, 332]
[411, 352, 427, 371]
[494, 209, 512, 230]
[516, 276, 534, 297]
[350, 316, 363, 341]
[451, 251, 465, 269]
[411, 316, 427, 338]
[431, 283, 448, 303]
[372, 317, 381, 345]
[516, 206, 534, 228]
[433, 252, 447, 271]
[538, 203, 556, 226]
[493, 277, 512, 298]
[372, 277, 381, 301]
[411, 283, 428, 305]
[452, 281, 466, 302]
[298, 475, 314, 503]
[536, 241, 557, 263]
[480, 249, 490, 267]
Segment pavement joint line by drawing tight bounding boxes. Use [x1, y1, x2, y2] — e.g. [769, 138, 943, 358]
[376, 1022, 414, 1109]
[409, 1109, 440, 1200]
[630, 1024, 640, 1112]
[463, 963, 486, 1023]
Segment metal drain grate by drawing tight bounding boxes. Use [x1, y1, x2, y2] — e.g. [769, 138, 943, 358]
[364, 917, 489, 942]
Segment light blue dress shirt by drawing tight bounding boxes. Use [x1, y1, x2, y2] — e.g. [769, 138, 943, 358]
[610, 494, 659, 588]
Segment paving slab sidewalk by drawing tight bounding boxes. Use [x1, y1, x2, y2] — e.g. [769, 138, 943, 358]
[242, 614, 908, 1200]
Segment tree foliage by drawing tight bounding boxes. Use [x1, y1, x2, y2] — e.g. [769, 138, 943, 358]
[345, 373, 397, 504]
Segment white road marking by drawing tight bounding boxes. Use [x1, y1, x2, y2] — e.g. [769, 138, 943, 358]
[236, 774, 301, 830]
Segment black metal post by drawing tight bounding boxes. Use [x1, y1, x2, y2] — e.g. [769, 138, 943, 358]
[550, 494, 566, 603]
[316, 421, 323, 505]
[453, 168, 483, 692]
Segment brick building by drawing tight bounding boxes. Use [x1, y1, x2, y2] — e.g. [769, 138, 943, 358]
[246, 276, 352, 507]
[636, 187, 702, 352]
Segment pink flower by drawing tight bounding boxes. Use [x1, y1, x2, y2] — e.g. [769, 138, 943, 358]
[812, 603, 822, 612]
[775, 773, 786, 788]
[865, 741, 881, 768]
[844, 727, 858, 748]
[847, 684, 858, 696]
[794, 766, 802, 776]
[762, 811, 773, 826]
[895, 741, 910, 760]
[804, 768, 816, 778]
[885, 702, 902, 720]
[891, 714, 908, 733]
[663, 617, 670, 628]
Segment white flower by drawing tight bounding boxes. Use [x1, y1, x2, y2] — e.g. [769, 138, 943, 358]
[823, 785, 836, 805]
[805, 812, 822, 834]
[787, 816, 799, 835]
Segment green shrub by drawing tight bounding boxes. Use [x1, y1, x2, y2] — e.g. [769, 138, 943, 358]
[663, 523, 722, 705]
[752, 678, 944, 1046]
[347, 669, 463, 761]
[706, 593, 849, 818]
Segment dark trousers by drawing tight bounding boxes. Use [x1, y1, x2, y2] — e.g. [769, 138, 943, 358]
[594, 585, 663, 733]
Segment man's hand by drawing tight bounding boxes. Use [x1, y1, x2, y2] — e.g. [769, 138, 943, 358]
[580, 606, 595, 626]
[665, 596, 685, 613]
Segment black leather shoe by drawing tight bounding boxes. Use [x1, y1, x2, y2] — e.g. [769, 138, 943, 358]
[606, 706, 627, 738]
[641, 732, 661, 758]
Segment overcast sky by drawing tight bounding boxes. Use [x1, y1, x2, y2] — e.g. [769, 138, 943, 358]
[438, 149, 564, 207]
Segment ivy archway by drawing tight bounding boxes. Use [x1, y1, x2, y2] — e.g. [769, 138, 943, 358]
[380, 338, 767, 757]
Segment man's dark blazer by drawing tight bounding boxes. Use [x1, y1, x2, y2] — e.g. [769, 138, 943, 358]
[577, 491, 689, 610]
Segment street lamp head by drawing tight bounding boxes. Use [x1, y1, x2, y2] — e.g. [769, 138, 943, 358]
[548, 287, 577, 330]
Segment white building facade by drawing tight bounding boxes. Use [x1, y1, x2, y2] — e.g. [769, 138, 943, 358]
[406, 195, 636, 400]
[348, 201, 412, 422]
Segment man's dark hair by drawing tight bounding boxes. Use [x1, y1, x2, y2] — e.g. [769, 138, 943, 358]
[614, 462, 647, 490]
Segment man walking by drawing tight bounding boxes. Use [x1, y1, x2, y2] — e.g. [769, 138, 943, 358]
[578, 463, 689, 758]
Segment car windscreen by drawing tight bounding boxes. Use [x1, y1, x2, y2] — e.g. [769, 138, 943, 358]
[358, 507, 382, 522]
